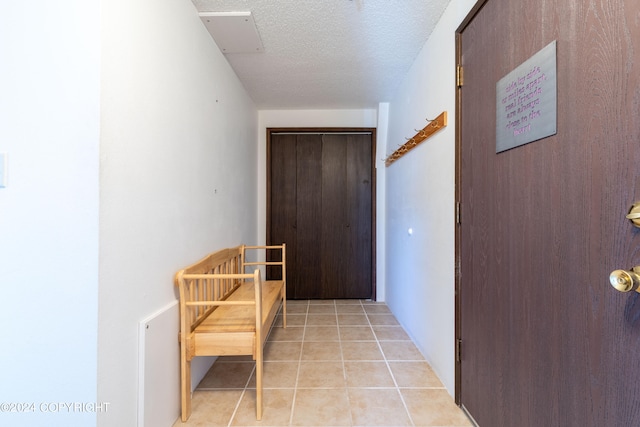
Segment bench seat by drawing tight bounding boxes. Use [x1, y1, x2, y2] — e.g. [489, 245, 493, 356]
[193, 281, 284, 356]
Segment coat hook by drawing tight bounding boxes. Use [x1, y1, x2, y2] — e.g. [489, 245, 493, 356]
[385, 111, 447, 167]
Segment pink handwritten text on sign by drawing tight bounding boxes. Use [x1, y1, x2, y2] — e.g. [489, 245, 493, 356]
[496, 41, 557, 153]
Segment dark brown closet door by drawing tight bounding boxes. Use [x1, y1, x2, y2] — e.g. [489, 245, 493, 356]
[268, 131, 374, 300]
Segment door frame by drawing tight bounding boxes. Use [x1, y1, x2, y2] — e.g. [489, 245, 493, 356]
[454, 0, 488, 406]
[266, 127, 378, 300]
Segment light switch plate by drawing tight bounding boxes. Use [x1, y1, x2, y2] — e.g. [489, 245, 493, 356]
[0, 153, 7, 188]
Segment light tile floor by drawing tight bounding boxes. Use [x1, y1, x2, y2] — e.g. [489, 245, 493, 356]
[174, 300, 472, 427]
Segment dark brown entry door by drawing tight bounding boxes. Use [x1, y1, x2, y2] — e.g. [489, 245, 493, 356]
[457, 0, 640, 425]
[268, 131, 374, 300]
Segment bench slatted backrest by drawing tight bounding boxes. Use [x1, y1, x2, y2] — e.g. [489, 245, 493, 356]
[175, 247, 243, 332]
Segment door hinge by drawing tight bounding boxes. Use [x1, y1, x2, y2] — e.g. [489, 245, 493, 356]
[456, 339, 463, 363]
[456, 201, 461, 225]
[456, 65, 464, 88]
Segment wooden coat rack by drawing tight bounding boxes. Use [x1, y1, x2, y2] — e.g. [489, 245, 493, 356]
[385, 111, 448, 167]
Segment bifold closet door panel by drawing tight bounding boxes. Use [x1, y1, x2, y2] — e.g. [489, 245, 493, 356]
[320, 135, 349, 298]
[321, 134, 372, 299]
[295, 134, 323, 299]
[345, 134, 373, 298]
[269, 134, 298, 299]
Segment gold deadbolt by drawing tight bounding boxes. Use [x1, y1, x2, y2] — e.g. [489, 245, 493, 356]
[610, 267, 640, 293]
[626, 202, 640, 228]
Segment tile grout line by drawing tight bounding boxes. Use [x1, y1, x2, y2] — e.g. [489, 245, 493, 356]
[288, 300, 308, 426]
[338, 299, 355, 427]
[366, 304, 417, 427]
[231, 301, 290, 426]
[226, 354, 258, 426]
[228, 301, 287, 426]
[227, 386, 249, 427]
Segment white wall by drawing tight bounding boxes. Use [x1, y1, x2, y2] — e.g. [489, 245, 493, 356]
[384, 0, 477, 396]
[99, 0, 258, 425]
[0, 1, 100, 427]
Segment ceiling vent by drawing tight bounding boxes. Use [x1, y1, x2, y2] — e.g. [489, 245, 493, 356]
[199, 12, 264, 53]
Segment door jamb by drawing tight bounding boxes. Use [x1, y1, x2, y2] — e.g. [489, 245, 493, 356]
[454, 0, 490, 406]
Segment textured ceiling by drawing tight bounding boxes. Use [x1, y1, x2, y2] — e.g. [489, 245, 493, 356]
[192, 0, 451, 109]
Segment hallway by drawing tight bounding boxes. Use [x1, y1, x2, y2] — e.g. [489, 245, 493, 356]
[174, 300, 472, 427]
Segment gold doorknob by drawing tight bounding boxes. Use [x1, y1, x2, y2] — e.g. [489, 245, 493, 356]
[610, 267, 640, 293]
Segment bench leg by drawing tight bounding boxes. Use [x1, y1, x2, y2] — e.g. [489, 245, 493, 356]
[282, 293, 287, 329]
[180, 352, 192, 422]
[255, 345, 263, 420]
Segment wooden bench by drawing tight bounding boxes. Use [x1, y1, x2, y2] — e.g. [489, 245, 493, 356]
[175, 244, 286, 422]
